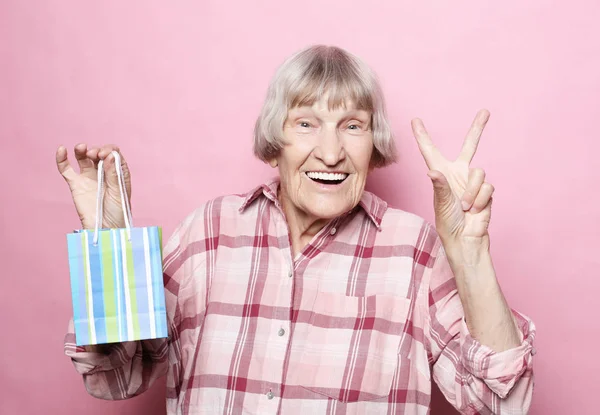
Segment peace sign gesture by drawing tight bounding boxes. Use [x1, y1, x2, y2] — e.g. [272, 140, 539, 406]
[412, 109, 494, 243]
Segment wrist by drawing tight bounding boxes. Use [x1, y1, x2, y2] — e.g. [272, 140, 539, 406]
[440, 235, 491, 267]
[84, 344, 110, 353]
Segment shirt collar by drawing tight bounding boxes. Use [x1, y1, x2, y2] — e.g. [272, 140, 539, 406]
[239, 177, 387, 230]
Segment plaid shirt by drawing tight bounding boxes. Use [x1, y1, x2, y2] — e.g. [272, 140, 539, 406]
[65, 179, 535, 414]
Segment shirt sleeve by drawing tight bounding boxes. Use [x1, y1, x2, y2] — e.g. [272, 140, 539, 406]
[424, 238, 536, 414]
[64, 209, 208, 400]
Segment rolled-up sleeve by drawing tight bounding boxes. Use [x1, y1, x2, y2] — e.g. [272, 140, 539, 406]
[459, 310, 535, 399]
[64, 319, 169, 400]
[425, 239, 536, 414]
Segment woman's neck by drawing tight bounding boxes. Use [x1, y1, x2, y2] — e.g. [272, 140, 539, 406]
[278, 191, 331, 259]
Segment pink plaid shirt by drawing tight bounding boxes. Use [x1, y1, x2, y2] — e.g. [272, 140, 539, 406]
[65, 179, 535, 414]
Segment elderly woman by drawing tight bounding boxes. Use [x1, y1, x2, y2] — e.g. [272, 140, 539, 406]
[57, 45, 535, 414]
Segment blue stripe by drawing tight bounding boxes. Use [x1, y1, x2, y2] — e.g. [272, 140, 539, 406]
[131, 228, 151, 340]
[67, 233, 88, 346]
[88, 231, 107, 344]
[150, 227, 168, 338]
[147, 227, 158, 337]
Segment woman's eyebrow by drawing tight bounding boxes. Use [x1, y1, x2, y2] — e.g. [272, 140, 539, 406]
[340, 110, 370, 120]
[289, 108, 316, 118]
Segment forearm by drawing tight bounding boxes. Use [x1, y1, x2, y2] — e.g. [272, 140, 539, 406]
[442, 236, 521, 352]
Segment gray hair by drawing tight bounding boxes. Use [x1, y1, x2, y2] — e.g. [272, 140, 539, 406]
[253, 45, 397, 168]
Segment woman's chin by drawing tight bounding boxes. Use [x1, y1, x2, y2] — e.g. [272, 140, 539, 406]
[303, 199, 355, 221]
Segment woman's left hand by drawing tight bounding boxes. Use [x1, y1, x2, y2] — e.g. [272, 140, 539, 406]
[412, 109, 494, 245]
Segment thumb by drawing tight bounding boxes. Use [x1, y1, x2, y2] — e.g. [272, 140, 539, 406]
[427, 170, 453, 208]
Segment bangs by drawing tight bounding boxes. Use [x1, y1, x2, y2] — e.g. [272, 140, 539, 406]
[287, 48, 375, 112]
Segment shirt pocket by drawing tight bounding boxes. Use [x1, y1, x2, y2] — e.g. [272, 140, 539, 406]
[288, 292, 411, 403]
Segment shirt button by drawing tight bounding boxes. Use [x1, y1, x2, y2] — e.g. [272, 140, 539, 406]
[330, 227, 337, 235]
[278, 328, 285, 336]
[288, 270, 293, 278]
[531, 347, 537, 356]
[266, 391, 274, 400]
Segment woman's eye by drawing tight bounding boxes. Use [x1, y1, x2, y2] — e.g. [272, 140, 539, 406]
[348, 124, 361, 130]
[300, 122, 310, 128]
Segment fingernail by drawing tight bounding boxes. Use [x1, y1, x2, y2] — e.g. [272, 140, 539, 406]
[462, 201, 470, 211]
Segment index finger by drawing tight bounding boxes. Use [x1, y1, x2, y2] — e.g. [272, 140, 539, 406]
[411, 118, 439, 169]
[458, 109, 490, 164]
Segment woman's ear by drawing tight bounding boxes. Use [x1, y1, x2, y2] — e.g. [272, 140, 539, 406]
[268, 158, 278, 168]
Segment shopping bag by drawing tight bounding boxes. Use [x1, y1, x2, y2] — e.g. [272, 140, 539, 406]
[66, 151, 168, 346]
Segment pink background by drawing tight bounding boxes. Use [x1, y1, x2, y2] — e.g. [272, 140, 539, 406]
[1, 1, 598, 413]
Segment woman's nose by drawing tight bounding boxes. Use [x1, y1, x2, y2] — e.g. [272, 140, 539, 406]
[314, 128, 346, 166]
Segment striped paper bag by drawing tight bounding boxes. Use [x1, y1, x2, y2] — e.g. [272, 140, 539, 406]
[66, 151, 168, 346]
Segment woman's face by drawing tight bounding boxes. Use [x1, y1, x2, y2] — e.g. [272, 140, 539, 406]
[271, 96, 374, 223]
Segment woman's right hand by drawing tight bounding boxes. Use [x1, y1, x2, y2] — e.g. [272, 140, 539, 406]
[56, 144, 132, 230]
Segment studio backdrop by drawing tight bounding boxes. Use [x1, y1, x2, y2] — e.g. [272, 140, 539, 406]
[0, 1, 598, 414]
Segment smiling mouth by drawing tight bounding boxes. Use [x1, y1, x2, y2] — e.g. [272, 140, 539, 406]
[305, 171, 349, 185]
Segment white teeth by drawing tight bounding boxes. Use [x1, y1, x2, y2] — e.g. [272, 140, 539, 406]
[306, 172, 348, 181]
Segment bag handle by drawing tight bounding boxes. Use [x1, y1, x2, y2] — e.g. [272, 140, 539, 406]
[93, 151, 133, 245]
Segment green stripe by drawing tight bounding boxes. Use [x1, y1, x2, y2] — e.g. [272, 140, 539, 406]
[125, 232, 140, 339]
[101, 231, 118, 343]
[158, 227, 163, 257]
[81, 233, 92, 343]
